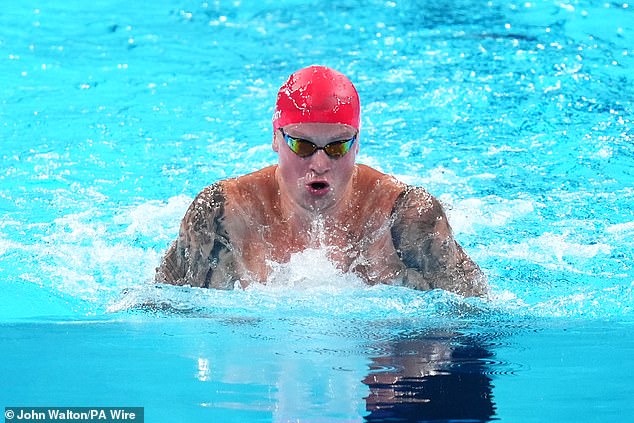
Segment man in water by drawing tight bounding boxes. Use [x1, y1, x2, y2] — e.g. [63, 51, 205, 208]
[156, 65, 486, 297]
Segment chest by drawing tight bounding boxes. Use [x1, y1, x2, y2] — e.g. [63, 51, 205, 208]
[224, 209, 403, 284]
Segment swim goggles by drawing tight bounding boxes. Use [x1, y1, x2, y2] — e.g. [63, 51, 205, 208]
[280, 128, 357, 158]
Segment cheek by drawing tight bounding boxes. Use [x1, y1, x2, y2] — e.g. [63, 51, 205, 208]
[333, 154, 356, 181]
[278, 150, 306, 181]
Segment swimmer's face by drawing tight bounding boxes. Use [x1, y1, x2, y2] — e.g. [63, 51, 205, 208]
[273, 122, 359, 213]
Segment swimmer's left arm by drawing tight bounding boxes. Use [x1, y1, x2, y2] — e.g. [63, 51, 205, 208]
[391, 187, 487, 297]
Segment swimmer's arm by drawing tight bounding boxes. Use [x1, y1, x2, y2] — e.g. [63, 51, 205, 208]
[155, 183, 235, 289]
[391, 187, 487, 297]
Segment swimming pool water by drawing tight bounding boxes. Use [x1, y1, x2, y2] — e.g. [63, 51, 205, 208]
[1, 0, 633, 421]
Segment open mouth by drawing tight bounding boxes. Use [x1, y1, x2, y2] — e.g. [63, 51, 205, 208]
[307, 180, 330, 195]
[310, 181, 329, 190]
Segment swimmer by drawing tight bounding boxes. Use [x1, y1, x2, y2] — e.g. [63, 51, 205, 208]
[156, 65, 486, 297]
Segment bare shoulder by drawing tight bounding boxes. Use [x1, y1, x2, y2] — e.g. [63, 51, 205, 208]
[390, 186, 487, 297]
[354, 164, 406, 207]
[222, 166, 278, 206]
[224, 165, 277, 193]
[391, 185, 442, 223]
[356, 164, 405, 189]
[186, 182, 226, 226]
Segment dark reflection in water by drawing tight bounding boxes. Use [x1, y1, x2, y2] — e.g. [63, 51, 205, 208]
[363, 330, 495, 422]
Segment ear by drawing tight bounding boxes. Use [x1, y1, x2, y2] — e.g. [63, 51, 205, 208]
[272, 131, 280, 153]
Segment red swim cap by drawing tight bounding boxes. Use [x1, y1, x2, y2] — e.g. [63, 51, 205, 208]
[272, 65, 360, 131]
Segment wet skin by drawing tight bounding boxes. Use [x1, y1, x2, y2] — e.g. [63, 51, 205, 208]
[156, 123, 486, 296]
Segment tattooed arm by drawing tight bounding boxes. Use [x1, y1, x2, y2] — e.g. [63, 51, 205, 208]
[155, 183, 236, 289]
[391, 186, 487, 297]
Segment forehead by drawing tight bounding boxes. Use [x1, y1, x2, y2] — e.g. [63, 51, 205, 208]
[283, 123, 357, 139]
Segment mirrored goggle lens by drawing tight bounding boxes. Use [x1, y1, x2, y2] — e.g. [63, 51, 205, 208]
[284, 133, 356, 158]
[287, 137, 318, 157]
[323, 139, 354, 157]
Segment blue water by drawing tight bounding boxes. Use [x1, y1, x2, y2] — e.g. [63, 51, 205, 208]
[1, 0, 633, 421]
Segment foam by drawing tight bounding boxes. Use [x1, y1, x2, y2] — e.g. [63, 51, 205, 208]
[4, 192, 628, 321]
[485, 232, 611, 273]
[439, 195, 535, 235]
[113, 194, 191, 238]
[529, 282, 634, 318]
[13, 196, 195, 313]
[606, 221, 634, 237]
[261, 248, 367, 291]
[106, 245, 497, 321]
[0, 236, 20, 256]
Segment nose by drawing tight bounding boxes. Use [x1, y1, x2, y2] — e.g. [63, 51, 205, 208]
[308, 149, 331, 175]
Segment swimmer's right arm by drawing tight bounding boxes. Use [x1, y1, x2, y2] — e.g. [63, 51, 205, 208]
[155, 183, 235, 289]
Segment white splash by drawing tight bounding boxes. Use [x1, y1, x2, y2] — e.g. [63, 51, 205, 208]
[485, 232, 611, 273]
[261, 247, 367, 291]
[113, 194, 191, 238]
[440, 195, 536, 234]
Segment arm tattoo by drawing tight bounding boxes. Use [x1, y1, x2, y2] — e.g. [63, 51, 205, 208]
[155, 183, 235, 289]
[391, 187, 448, 276]
[390, 186, 486, 296]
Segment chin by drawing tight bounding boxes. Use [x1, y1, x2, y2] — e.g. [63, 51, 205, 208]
[303, 195, 339, 214]
[301, 202, 328, 214]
